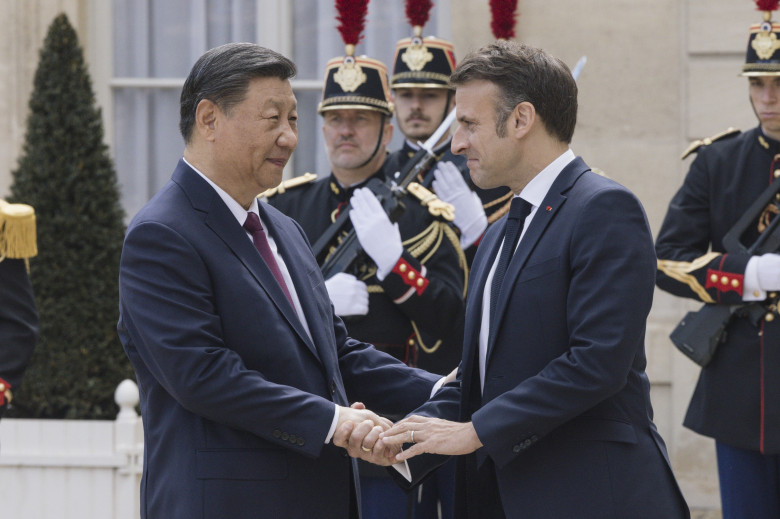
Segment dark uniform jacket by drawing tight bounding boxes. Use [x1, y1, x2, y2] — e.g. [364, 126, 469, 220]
[656, 126, 780, 453]
[0, 258, 38, 417]
[267, 163, 467, 378]
[385, 139, 513, 261]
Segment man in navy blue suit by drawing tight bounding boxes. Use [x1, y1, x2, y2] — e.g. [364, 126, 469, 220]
[352, 40, 691, 518]
[117, 43, 441, 519]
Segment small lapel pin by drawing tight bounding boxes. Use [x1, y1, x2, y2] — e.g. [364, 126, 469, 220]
[546, 206, 552, 212]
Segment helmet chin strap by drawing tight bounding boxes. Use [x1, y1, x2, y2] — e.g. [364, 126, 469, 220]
[432, 90, 454, 148]
[356, 114, 387, 169]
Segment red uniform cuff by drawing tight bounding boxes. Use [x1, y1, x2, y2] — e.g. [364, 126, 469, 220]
[392, 258, 430, 296]
[0, 377, 12, 406]
[705, 268, 744, 297]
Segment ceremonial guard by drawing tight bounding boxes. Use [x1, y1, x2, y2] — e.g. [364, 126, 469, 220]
[0, 199, 38, 419]
[656, 2, 780, 516]
[265, 3, 467, 517]
[384, 0, 513, 260]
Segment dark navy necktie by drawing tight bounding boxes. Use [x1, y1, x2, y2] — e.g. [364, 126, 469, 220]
[244, 212, 295, 308]
[489, 197, 532, 330]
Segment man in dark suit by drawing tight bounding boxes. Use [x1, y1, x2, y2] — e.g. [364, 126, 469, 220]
[351, 40, 691, 518]
[0, 200, 38, 419]
[117, 43, 441, 519]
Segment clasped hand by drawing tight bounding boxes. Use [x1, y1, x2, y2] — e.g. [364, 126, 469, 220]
[333, 403, 401, 466]
[334, 404, 483, 466]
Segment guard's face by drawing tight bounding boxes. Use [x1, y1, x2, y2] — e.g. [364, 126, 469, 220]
[452, 80, 518, 190]
[750, 76, 780, 141]
[392, 87, 452, 142]
[322, 109, 390, 171]
[213, 77, 298, 194]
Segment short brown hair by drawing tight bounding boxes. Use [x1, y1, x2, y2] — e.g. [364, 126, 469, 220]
[450, 40, 577, 143]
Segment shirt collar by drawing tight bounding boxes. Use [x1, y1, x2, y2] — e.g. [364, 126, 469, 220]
[183, 157, 259, 226]
[517, 149, 576, 208]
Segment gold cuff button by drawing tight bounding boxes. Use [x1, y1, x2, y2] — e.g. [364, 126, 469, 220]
[731, 279, 740, 288]
[710, 274, 718, 283]
[399, 264, 407, 273]
[408, 272, 416, 280]
[721, 276, 729, 285]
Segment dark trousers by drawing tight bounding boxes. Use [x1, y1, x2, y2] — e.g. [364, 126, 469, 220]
[360, 473, 410, 519]
[412, 457, 456, 519]
[458, 454, 505, 519]
[716, 441, 780, 519]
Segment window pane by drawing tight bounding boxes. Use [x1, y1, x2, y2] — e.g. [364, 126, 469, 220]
[114, 88, 182, 219]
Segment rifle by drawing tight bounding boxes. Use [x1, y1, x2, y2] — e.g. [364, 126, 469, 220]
[670, 179, 780, 366]
[314, 110, 457, 278]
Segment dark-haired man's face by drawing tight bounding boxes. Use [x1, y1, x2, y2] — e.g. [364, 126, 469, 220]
[212, 77, 298, 198]
[451, 80, 519, 191]
[750, 75, 780, 142]
[392, 87, 451, 142]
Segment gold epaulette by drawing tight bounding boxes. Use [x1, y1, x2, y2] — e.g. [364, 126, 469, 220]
[406, 182, 455, 222]
[259, 172, 317, 199]
[680, 127, 740, 160]
[0, 199, 37, 260]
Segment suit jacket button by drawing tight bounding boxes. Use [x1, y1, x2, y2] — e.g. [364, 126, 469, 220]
[331, 381, 337, 394]
[513, 445, 521, 453]
[297, 438, 305, 446]
[273, 429, 282, 438]
[282, 432, 289, 440]
[289, 435, 297, 444]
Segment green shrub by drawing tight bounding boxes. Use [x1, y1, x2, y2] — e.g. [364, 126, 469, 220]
[7, 13, 133, 419]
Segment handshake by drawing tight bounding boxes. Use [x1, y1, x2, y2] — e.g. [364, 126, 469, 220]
[333, 401, 483, 467]
[333, 404, 404, 466]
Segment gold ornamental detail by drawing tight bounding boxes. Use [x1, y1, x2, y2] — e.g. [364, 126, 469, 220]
[752, 30, 780, 60]
[402, 42, 434, 72]
[334, 58, 367, 93]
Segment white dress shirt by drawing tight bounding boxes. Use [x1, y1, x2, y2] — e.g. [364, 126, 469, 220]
[478, 149, 576, 390]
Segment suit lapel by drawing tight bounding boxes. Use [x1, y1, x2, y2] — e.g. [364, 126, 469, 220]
[486, 157, 590, 360]
[258, 203, 333, 362]
[173, 161, 320, 361]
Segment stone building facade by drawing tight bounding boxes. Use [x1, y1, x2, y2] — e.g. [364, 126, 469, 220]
[2, 1, 758, 516]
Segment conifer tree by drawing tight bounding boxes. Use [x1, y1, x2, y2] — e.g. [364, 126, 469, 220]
[8, 13, 133, 419]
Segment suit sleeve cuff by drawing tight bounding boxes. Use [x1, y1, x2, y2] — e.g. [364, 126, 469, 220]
[325, 404, 339, 444]
[390, 458, 412, 482]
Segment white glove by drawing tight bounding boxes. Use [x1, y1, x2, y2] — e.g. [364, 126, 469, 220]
[432, 161, 488, 248]
[324, 273, 369, 316]
[756, 253, 780, 291]
[349, 187, 403, 280]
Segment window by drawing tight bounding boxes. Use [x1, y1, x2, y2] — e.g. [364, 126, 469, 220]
[110, 0, 448, 218]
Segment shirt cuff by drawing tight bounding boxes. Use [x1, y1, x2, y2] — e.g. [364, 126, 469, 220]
[325, 404, 339, 444]
[431, 376, 446, 397]
[391, 457, 413, 482]
[743, 257, 766, 301]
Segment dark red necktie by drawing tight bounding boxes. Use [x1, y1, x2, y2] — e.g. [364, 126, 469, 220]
[243, 212, 294, 308]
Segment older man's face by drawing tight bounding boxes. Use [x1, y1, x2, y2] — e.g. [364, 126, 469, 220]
[212, 76, 298, 195]
[322, 109, 389, 172]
